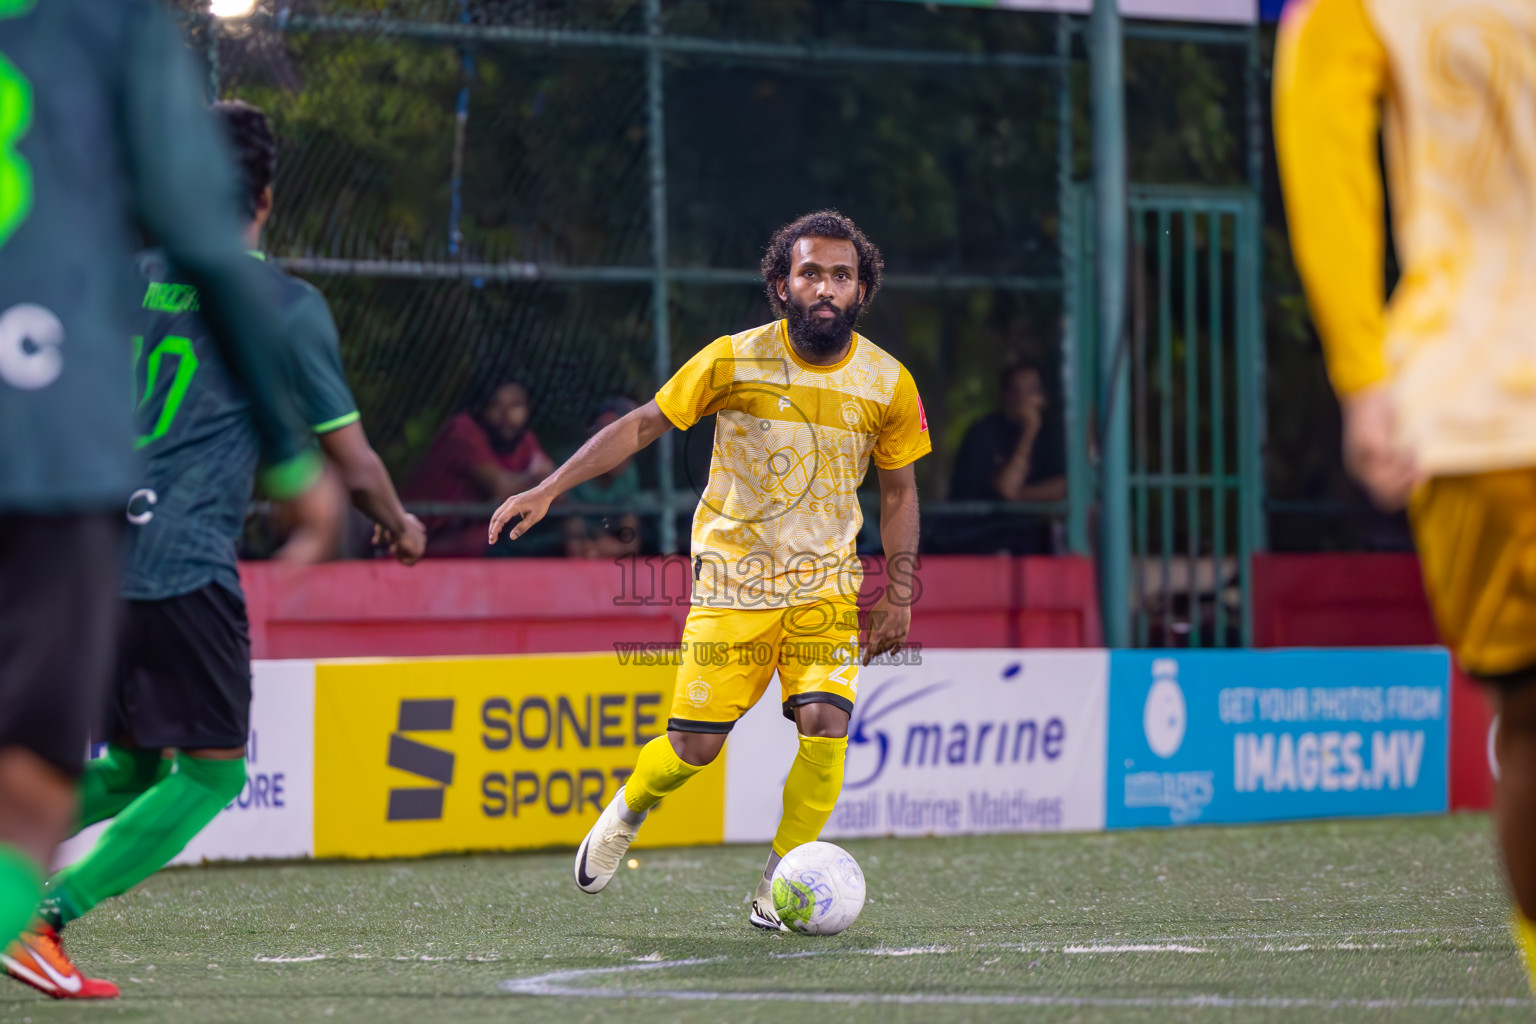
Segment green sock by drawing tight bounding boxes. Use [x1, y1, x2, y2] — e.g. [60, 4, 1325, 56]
[0, 844, 42, 945]
[77, 744, 168, 831]
[47, 755, 245, 927]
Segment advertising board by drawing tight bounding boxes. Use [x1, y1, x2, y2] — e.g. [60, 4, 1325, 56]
[54, 647, 1462, 871]
[311, 654, 725, 859]
[724, 650, 1109, 843]
[1106, 650, 1450, 828]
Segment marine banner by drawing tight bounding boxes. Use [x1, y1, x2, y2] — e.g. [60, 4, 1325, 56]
[311, 654, 725, 859]
[1105, 650, 1450, 828]
[723, 650, 1110, 843]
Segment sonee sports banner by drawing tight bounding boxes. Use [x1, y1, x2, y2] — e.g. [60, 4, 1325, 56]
[311, 655, 725, 859]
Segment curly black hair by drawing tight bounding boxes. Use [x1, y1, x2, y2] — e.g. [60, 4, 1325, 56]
[211, 100, 277, 220]
[760, 210, 884, 318]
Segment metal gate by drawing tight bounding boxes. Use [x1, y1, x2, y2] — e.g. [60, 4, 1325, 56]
[1068, 185, 1265, 647]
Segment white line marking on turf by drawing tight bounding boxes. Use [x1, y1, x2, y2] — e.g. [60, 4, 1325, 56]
[1097, 925, 1494, 944]
[1062, 944, 1208, 954]
[497, 957, 1532, 1010]
[254, 955, 326, 963]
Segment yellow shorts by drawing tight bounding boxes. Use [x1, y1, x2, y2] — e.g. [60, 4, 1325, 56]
[1411, 468, 1536, 678]
[667, 599, 862, 733]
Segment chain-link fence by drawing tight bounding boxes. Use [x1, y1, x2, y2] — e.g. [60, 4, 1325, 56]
[194, 0, 1255, 561]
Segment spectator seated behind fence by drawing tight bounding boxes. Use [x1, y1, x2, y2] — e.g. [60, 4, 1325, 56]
[563, 396, 643, 559]
[403, 378, 554, 556]
[947, 359, 1066, 554]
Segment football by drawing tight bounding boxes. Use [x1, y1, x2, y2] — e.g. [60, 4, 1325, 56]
[770, 841, 866, 935]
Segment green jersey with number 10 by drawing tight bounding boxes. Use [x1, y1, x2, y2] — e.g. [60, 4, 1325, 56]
[124, 250, 358, 601]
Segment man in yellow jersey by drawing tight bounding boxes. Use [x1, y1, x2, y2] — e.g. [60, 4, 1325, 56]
[1274, 0, 1536, 991]
[488, 210, 929, 930]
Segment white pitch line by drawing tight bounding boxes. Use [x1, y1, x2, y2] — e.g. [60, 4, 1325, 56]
[497, 956, 1531, 1010]
[1092, 925, 1499, 945]
[254, 954, 326, 963]
[245, 924, 1510, 974]
[771, 945, 951, 961]
[1062, 944, 1208, 954]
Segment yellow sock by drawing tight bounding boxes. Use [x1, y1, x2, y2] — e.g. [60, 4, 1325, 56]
[623, 736, 704, 814]
[772, 734, 848, 858]
[1514, 910, 1536, 996]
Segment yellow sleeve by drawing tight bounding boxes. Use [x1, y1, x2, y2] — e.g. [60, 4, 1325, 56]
[874, 366, 933, 470]
[654, 335, 736, 430]
[1273, 0, 1389, 396]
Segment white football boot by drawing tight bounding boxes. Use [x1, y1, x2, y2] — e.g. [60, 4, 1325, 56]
[748, 875, 788, 932]
[574, 788, 642, 894]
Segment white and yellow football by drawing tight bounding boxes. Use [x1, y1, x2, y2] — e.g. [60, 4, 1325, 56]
[771, 841, 866, 935]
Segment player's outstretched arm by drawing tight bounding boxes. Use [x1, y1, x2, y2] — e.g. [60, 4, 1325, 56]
[317, 423, 426, 564]
[864, 463, 921, 665]
[489, 400, 673, 544]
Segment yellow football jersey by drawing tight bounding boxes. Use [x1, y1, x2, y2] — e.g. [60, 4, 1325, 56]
[1276, 0, 1536, 476]
[655, 318, 930, 607]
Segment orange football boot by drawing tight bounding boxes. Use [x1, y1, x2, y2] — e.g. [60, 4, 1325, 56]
[1, 922, 118, 999]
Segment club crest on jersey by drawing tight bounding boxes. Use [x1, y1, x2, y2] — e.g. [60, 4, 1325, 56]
[125, 488, 158, 525]
[685, 678, 712, 707]
[840, 401, 862, 429]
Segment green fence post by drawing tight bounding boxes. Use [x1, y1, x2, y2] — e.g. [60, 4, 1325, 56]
[1211, 211, 1227, 646]
[1059, 15, 1090, 557]
[1237, 197, 1266, 644]
[1091, 0, 1129, 648]
[1182, 210, 1200, 647]
[645, 0, 677, 555]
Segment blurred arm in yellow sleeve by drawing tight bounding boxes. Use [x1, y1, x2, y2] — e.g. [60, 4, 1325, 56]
[1274, 0, 1416, 508]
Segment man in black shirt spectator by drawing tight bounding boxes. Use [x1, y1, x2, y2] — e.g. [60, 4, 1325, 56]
[948, 359, 1066, 554]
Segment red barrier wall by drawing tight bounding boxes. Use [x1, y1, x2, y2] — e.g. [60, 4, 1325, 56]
[240, 554, 1102, 660]
[1250, 553, 1438, 648]
[1449, 670, 1497, 812]
[1250, 552, 1494, 811]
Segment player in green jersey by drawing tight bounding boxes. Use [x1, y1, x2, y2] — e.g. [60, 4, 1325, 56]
[0, 0, 338, 997]
[0, 101, 425, 1000]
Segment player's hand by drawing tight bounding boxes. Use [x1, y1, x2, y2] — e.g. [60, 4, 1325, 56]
[1021, 400, 1044, 444]
[489, 484, 555, 544]
[861, 592, 912, 666]
[374, 513, 427, 566]
[272, 469, 344, 564]
[1342, 386, 1419, 511]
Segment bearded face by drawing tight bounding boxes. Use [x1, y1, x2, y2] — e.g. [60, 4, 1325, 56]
[777, 236, 866, 361]
[785, 289, 863, 360]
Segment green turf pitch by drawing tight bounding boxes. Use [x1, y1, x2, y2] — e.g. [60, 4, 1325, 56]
[1, 815, 1527, 1023]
